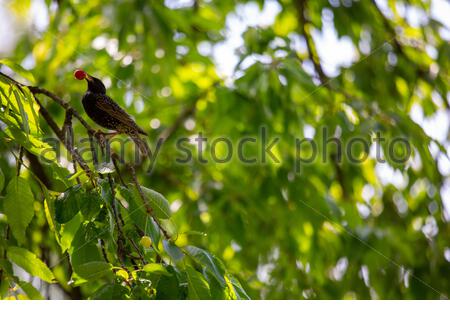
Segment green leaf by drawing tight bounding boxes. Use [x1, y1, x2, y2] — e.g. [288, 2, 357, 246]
[120, 185, 171, 220]
[0, 277, 9, 299]
[209, 276, 227, 299]
[59, 213, 82, 252]
[43, 195, 55, 233]
[79, 190, 103, 220]
[0, 167, 4, 191]
[155, 266, 184, 299]
[185, 266, 211, 299]
[0, 59, 36, 83]
[0, 82, 40, 136]
[185, 245, 226, 287]
[163, 240, 184, 262]
[143, 263, 171, 276]
[1, 126, 52, 159]
[0, 258, 14, 275]
[3, 176, 35, 244]
[70, 224, 111, 280]
[13, 90, 30, 134]
[55, 185, 82, 223]
[18, 281, 44, 300]
[119, 186, 161, 246]
[145, 218, 161, 248]
[141, 186, 171, 219]
[7, 246, 55, 283]
[283, 58, 316, 92]
[46, 162, 71, 188]
[75, 261, 112, 280]
[99, 178, 113, 204]
[227, 275, 251, 300]
[89, 283, 129, 300]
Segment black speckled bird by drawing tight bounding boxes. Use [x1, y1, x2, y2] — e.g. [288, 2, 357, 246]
[74, 69, 149, 155]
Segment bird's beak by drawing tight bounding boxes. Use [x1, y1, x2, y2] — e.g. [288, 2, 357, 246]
[85, 74, 93, 81]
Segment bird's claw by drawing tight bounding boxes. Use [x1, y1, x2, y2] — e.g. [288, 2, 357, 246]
[94, 130, 107, 148]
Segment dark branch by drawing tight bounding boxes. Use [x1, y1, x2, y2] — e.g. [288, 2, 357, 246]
[28, 86, 95, 133]
[33, 95, 93, 176]
[1, 70, 175, 272]
[295, 0, 329, 86]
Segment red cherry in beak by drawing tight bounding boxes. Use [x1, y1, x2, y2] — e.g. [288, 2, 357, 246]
[74, 69, 87, 80]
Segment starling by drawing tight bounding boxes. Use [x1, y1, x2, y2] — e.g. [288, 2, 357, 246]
[74, 69, 149, 155]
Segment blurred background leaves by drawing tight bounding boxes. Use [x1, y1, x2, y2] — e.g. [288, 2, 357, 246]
[0, 0, 449, 299]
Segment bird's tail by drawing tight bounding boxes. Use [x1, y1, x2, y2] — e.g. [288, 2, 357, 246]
[130, 133, 150, 158]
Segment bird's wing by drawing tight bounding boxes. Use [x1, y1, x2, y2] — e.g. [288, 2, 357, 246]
[94, 95, 146, 134]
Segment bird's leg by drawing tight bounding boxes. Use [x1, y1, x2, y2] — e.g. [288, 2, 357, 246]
[93, 130, 106, 149]
[94, 130, 119, 149]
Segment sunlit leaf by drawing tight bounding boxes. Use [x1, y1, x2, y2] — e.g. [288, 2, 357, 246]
[0, 59, 36, 83]
[7, 247, 55, 283]
[18, 281, 44, 300]
[185, 245, 226, 287]
[143, 263, 171, 276]
[3, 176, 35, 244]
[185, 266, 211, 299]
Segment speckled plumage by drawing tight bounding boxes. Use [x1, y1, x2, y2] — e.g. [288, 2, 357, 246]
[82, 92, 146, 135]
[78, 72, 149, 155]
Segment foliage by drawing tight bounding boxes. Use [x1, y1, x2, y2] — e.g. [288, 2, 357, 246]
[0, 0, 449, 299]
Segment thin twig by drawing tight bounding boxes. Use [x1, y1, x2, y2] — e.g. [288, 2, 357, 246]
[1, 70, 177, 272]
[129, 238, 146, 265]
[34, 96, 93, 177]
[63, 109, 81, 184]
[28, 86, 94, 132]
[88, 132, 99, 166]
[107, 174, 126, 265]
[0, 71, 94, 178]
[295, 0, 329, 86]
[112, 154, 126, 187]
[129, 165, 171, 239]
[16, 146, 24, 176]
[100, 239, 110, 264]
[108, 171, 145, 267]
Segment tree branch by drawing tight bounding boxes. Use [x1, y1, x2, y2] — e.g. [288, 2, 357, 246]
[129, 165, 171, 240]
[1, 70, 173, 272]
[33, 95, 93, 176]
[0, 71, 94, 178]
[28, 86, 95, 133]
[295, 0, 329, 86]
